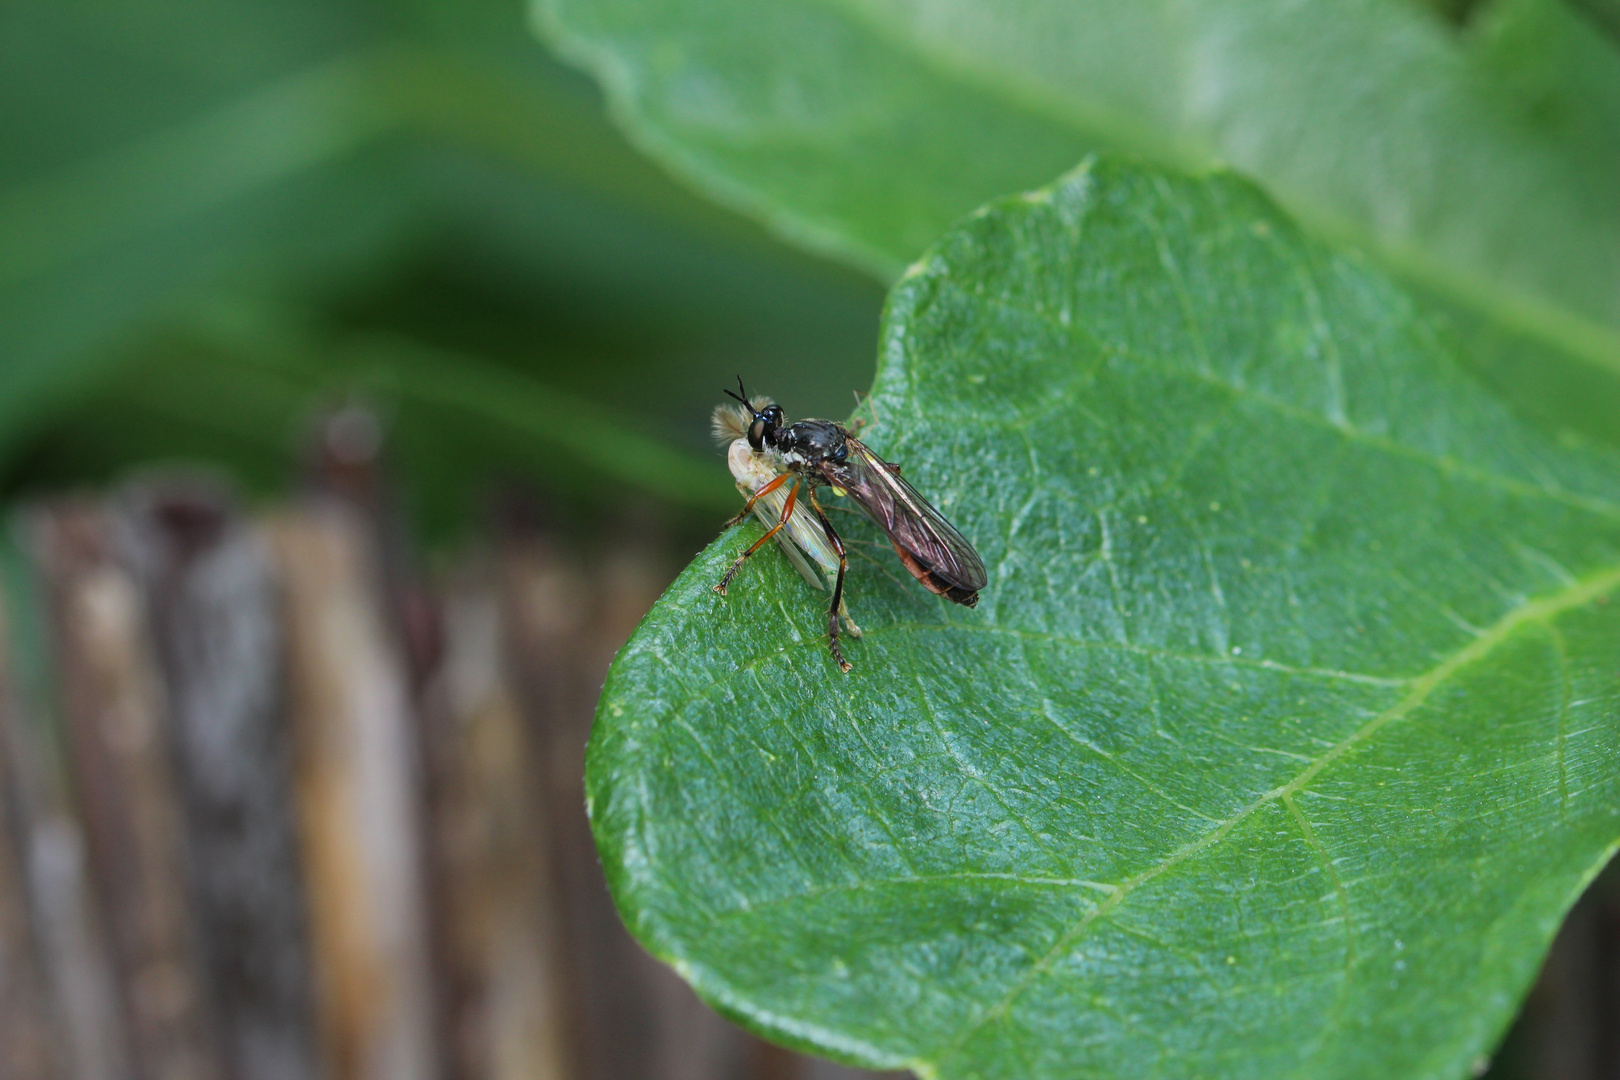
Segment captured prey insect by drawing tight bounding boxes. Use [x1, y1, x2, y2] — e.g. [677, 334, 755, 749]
[711, 378, 987, 671]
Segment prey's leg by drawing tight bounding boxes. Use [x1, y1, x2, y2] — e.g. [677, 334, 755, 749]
[837, 595, 862, 638]
[848, 389, 883, 437]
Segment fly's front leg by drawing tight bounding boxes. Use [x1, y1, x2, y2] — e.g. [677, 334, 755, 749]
[848, 389, 883, 437]
[807, 488, 853, 672]
[715, 480, 798, 595]
[721, 470, 790, 530]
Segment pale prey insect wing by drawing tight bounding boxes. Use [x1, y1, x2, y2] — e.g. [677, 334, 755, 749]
[726, 439, 830, 588]
[819, 434, 986, 606]
[721, 436, 864, 638]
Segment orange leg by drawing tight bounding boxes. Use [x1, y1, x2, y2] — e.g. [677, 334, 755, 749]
[714, 480, 799, 595]
[721, 470, 791, 529]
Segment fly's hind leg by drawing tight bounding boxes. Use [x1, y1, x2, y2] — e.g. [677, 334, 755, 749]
[715, 480, 798, 595]
[807, 488, 853, 672]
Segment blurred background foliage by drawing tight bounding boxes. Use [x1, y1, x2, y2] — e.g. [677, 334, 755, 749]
[14, 0, 1620, 542]
[0, 0, 888, 543]
[536, 0, 1620, 457]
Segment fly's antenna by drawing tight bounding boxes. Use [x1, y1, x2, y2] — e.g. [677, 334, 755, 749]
[723, 376, 752, 412]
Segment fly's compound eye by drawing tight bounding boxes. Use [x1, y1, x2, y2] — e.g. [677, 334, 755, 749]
[749, 405, 785, 450]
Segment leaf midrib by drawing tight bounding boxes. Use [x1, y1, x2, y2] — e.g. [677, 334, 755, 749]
[890, 621, 1406, 686]
[926, 559, 1620, 1067]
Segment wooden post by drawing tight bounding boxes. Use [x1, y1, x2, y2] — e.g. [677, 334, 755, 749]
[269, 500, 439, 1080]
[0, 582, 59, 1080]
[29, 503, 222, 1080]
[417, 566, 574, 1080]
[115, 480, 324, 1080]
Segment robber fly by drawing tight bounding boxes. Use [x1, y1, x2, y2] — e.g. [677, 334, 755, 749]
[711, 378, 986, 671]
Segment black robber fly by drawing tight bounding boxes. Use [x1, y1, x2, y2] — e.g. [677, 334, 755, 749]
[712, 378, 986, 671]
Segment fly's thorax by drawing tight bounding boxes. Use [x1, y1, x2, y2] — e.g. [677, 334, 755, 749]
[775, 419, 847, 466]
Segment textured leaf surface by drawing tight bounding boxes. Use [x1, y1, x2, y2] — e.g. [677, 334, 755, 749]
[539, 0, 1620, 373]
[588, 159, 1620, 1079]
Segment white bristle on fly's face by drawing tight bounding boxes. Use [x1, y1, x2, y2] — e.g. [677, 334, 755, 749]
[710, 395, 775, 445]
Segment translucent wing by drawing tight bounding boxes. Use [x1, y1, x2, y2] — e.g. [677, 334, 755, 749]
[820, 435, 987, 606]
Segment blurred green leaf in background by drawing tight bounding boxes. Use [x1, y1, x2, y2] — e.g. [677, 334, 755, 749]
[539, 0, 1620, 365]
[0, 0, 887, 534]
[538, 0, 1620, 449]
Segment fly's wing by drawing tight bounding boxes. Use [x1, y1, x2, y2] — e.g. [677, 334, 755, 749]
[821, 436, 987, 605]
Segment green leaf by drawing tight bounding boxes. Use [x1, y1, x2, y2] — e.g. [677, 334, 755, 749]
[587, 159, 1620, 1079]
[538, 0, 1620, 375]
[534, 0, 1097, 280]
[1563, 0, 1620, 45]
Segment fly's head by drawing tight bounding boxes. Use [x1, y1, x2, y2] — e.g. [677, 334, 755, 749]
[723, 377, 785, 452]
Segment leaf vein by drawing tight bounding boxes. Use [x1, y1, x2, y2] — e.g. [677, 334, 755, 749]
[929, 562, 1620, 1066]
[1279, 791, 1357, 1075]
[939, 280, 1620, 522]
[885, 621, 1407, 687]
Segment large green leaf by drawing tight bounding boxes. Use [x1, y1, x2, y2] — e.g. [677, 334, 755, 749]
[538, 0, 1620, 376]
[587, 159, 1620, 1078]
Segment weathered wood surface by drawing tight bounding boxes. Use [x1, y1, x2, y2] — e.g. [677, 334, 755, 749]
[270, 500, 439, 1080]
[419, 571, 572, 1080]
[0, 599, 58, 1080]
[1, 473, 917, 1080]
[0, 542, 128, 1080]
[500, 510, 770, 1080]
[30, 504, 221, 1080]
[116, 482, 323, 1080]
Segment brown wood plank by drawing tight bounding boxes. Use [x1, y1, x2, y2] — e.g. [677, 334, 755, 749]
[417, 569, 574, 1080]
[0, 595, 59, 1080]
[115, 481, 324, 1080]
[30, 504, 222, 1080]
[0, 527, 128, 1080]
[269, 501, 439, 1080]
[498, 511, 762, 1080]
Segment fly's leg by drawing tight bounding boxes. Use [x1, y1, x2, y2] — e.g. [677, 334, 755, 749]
[808, 488, 853, 672]
[721, 470, 790, 530]
[715, 480, 798, 595]
[849, 389, 883, 437]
